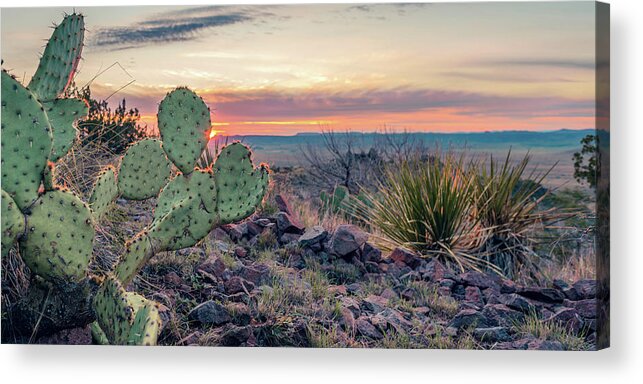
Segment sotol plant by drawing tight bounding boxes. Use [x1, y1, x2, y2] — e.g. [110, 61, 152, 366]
[1, 13, 269, 345]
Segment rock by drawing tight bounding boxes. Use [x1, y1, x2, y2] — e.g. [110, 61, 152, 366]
[473, 327, 512, 343]
[227, 303, 251, 325]
[481, 304, 524, 327]
[518, 287, 565, 304]
[211, 227, 230, 241]
[163, 271, 183, 286]
[545, 308, 584, 334]
[339, 307, 356, 331]
[527, 339, 564, 351]
[465, 286, 484, 307]
[220, 325, 253, 346]
[279, 232, 301, 244]
[225, 223, 247, 241]
[500, 279, 517, 294]
[276, 212, 304, 235]
[329, 225, 368, 257]
[246, 221, 263, 237]
[362, 242, 382, 263]
[328, 285, 348, 296]
[188, 301, 231, 325]
[37, 326, 92, 345]
[356, 317, 383, 339]
[449, 309, 494, 329]
[225, 276, 255, 295]
[380, 288, 398, 300]
[370, 314, 388, 330]
[385, 263, 403, 278]
[459, 271, 500, 290]
[341, 297, 362, 317]
[499, 293, 536, 313]
[571, 279, 597, 300]
[239, 264, 271, 286]
[563, 299, 596, 319]
[234, 246, 248, 258]
[362, 295, 389, 313]
[198, 256, 227, 279]
[389, 248, 422, 269]
[298, 226, 328, 248]
[254, 218, 273, 227]
[496, 337, 534, 350]
[275, 194, 293, 215]
[423, 259, 448, 282]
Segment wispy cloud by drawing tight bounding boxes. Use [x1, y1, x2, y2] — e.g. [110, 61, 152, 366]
[476, 58, 595, 70]
[195, 87, 592, 121]
[90, 6, 277, 50]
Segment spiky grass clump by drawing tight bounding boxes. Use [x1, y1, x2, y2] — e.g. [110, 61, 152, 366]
[474, 152, 560, 279]
[353, 152, 494, 272]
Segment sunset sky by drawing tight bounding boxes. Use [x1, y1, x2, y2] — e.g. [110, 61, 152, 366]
[1, 2, 598, 135]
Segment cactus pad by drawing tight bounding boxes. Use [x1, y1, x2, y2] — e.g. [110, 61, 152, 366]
[20, 189, 94, 282]
[1, 71, 54, 210]
[28, 13, 84, 101]
[114, 233, 154, 285]
[93, 275, 134, 344]
[149, 170, 217, 251]
[118, 138, 171, 200]
[157, 87, 211, 174]
[93, 275, 161, 345]
[1, 189, 25, 257]
[124, 292, 161, 345]
[214, 143, 269, 224]
[44, 98, 88, 161]
[89, 166, 119, 219]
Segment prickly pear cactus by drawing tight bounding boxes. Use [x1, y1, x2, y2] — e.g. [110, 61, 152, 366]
[1, 71, 54, 210]
[89, 165, 119, 219]
[93, 275, 161, 345]
[214, 143, 270, 224]
[28, 12, 84, 101]
[157, 87, 211, 174]
[117, 138, 171, 200]
[44, 98, 88, 162]
[1, 189, 25, 257]
[2, 13, 270, 346]
[19, 188, 95, 283]
[149, 170, 218, 251]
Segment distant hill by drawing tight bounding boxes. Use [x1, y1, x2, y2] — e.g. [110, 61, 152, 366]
[220, 129, 594, 150]
[210, 129, 595, 168]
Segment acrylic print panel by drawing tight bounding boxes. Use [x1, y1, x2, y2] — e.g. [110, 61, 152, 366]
[0, 1, 609, 350]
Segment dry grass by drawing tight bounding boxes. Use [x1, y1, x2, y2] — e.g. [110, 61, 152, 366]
[512, 310, 591, 350]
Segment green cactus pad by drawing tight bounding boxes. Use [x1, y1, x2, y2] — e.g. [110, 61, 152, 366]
[93, 275, 161, 345]
[124, 292, 161, 346]
[89, 166, 119, 219]
[43, 162, 55, 192]
[214, 143, 269, 224]
[44, 98, 88, 161]
[1, 71, 54, 210]
[114, 233, 154, 285]
[28, 13, 84, 101]
[93, 275, 134, 344]
[149, 170, 217, 251]
[157, 87, 211, 174]
[90, 321, 109, 345]
[1, 189, 25, 257]
[20, 189, 94, 282]
[118, 138, 171, 200]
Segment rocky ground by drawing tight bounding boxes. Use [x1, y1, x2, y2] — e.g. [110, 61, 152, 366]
[36, 195, 597, 350]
